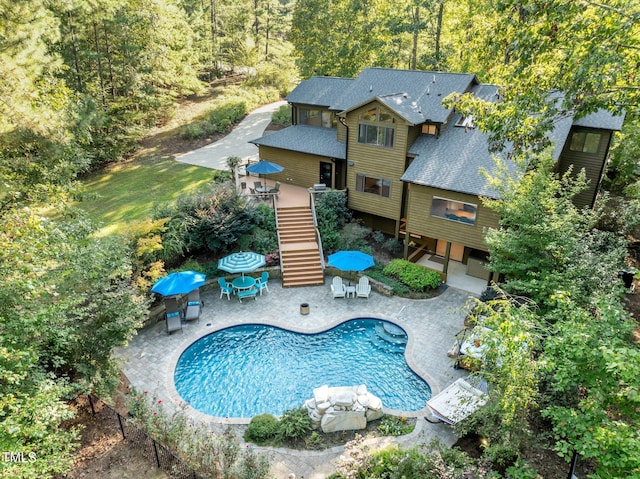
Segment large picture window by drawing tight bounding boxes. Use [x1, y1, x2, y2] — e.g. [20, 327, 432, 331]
[431, 197, 477, 225]
[356, 174, 391, 198]
[357, 106, 395, 148]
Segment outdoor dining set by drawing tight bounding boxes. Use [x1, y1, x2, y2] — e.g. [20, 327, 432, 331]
[151, 251, 270, 334]
[218, 271, 269, 302]
[151, 250, 376, 334]
[217, 251, 269, 302]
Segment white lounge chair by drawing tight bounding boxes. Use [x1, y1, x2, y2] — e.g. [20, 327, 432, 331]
[426, 378, 488, 425]
[355, 276, 371, 298]
[331, 277, 346, 298]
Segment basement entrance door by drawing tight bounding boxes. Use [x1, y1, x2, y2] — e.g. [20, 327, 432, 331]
[319, 161, 332, 188]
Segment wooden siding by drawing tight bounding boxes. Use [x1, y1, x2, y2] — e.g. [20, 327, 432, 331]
[407, 125, 421, 147]
[406, 185, 499, 252]
[344, 101, 410, 221]
[336, 121, 347, 143]
[556, 127, 611, 209]
[257, 146, 333, 188]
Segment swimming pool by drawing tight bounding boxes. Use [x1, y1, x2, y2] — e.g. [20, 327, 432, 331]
[174, 319, 432, 418]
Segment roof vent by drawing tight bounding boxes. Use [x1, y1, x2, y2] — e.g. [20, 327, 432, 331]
[369, 85, 373, 92]
[432, 75, 436, 83]
[426, 87, 430, 95]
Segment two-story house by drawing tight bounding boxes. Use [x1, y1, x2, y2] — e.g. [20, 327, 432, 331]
[250, 68, 624, 280]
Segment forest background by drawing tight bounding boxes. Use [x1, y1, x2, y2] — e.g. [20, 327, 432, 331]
[1, 0, 640, 478]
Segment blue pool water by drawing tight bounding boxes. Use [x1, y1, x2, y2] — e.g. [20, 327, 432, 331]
[174, 319, 431, 418]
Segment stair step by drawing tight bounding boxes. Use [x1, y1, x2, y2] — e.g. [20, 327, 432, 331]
[280, 236, 317, 243]
[282, 277, 325, 287]
[282, 259, 322, 267]
[276, 204, 324, 288]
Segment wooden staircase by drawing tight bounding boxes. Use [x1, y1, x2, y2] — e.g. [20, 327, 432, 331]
[276, 206, 324, 287]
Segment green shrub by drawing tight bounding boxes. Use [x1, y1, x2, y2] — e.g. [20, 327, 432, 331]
[316, 191, 351, 253]
[365, 265, 412, 296]
[376, 415, 414, 436]
[235, 447, 271, 479]
[181, 122, 205, 140]
[276, 407, 313, 442]
[244, 414, 280, 444]
[271, 104, 292, 126]
[383, 259, 441, 291]
[383, 237, 402, 254]
[304, 431, 325, 450]
[367, 446, 436, 478]
[336, 222, 371, 251]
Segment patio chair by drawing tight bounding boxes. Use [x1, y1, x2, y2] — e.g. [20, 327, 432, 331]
[218, 277, 234, 300]
[355, 276, 371, 298]
[256, 271, 270, 295]
[331, 276, 347, 298]
[184, 288, 203, 322]
[269, 181, 281, 195]
[164, 296, 183, 334]
[237, 287, 258, 302]
[253, 181, 262, 190]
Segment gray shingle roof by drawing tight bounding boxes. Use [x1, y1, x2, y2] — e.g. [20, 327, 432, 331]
[403, 86, 518, 199]
[573, 109, 626, 130]
[250, 125, 346, 159]
[332, 68, 478, 124]
[285, 77, 354, 108]
[285, 68, 478, 124]
[403, 122, 512, 199]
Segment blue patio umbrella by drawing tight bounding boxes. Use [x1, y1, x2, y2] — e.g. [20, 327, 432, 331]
[151, 270, 207, 296]
[328, 251, 375, 272]
[245, 160, 284, 189]
[218, 251, 266, 277]
[245, 160, 284, 175]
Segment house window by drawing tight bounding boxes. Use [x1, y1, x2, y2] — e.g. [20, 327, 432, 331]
[358, 124, 395, 147]
[358, 107, 395, 148]
[299, 108, 334, 128]
[422, 123, 438, 135]
[431, 197, 477, 225]
[569, 131, 601, 154]
[356, 174, 391, 198]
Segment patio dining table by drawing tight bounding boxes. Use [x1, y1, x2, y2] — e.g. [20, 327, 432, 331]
[231, 276, 256, 292]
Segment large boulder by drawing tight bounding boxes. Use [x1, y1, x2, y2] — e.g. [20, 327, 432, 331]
[320, 410, 367, 433]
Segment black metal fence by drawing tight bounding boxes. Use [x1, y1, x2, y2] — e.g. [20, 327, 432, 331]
[87, 395, 202, 479]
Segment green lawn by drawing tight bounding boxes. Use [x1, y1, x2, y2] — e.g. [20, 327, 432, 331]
[77, 157, 221, 236]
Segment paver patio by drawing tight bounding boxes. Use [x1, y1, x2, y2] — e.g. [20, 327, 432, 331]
[116, 279, 478, 478]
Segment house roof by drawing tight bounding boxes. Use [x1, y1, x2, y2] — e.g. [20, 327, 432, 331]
[271, 69, 625, 199]
[250, 125, 347, 159]
[402, 84, 517, 199]
[285, 76, 355, 108]
[287, 68, 478, 124]
[573, 109, 626, 130]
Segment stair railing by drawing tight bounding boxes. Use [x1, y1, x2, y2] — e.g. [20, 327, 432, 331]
[273, 195, 284, 276]
[309, 191, 326, 270]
